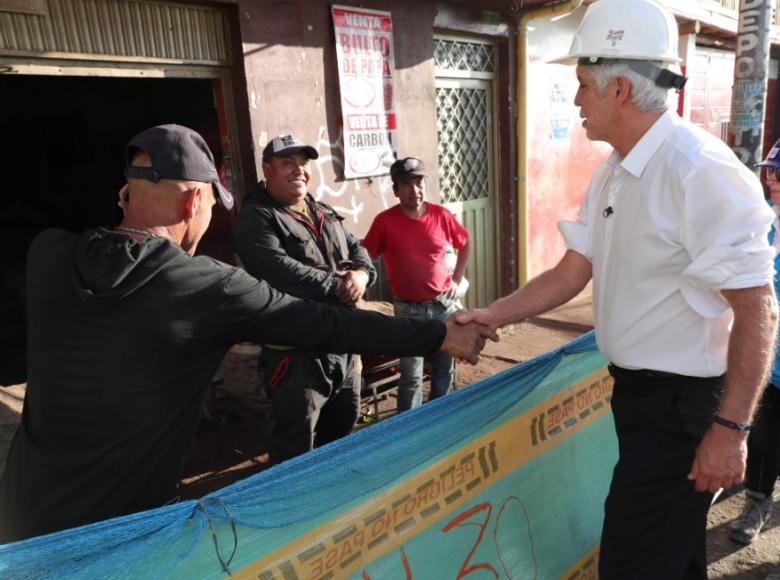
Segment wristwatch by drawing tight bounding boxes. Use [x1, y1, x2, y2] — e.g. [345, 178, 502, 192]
[712, 414, 752, 432]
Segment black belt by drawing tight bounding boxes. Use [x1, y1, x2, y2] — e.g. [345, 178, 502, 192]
[608, 364, 683, 381]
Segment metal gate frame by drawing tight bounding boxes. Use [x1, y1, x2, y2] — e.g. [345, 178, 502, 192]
[434, 34, 501, 308]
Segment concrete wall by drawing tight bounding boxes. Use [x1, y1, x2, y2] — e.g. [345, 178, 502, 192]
[232, 1, 780, 289]
[234, 0, 517, 248]
[236, 0, 441, 237]
[524, 10, 611, 279]
[521, 11, 780, 279]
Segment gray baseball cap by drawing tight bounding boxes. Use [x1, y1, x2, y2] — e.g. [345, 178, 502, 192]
[262, 134, 319, 161]
[125, 124, 234, 210]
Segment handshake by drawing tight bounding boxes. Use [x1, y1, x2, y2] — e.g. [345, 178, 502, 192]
[440, 308, 500, 364]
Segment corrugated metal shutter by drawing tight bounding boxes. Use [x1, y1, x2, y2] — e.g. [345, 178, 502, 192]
[0, 0, 230, 65]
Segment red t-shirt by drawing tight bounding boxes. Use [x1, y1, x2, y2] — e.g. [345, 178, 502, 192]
[361, 203, 469, 303]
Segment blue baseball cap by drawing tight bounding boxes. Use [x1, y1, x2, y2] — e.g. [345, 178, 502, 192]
[758, 139, 780, 169]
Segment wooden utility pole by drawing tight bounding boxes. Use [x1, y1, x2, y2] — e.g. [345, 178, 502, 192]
[729, 0, 773, 170]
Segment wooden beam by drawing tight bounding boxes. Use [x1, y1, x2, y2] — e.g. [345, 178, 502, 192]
[679, 20, 702, 36]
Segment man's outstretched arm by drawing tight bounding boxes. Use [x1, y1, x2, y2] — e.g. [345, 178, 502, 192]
[218, 266, 497, 363]
[458, 250, 592, 329]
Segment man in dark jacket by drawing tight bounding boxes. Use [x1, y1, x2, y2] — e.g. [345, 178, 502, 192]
[233, 134, 376, 463]
[0, 125, 494, 543]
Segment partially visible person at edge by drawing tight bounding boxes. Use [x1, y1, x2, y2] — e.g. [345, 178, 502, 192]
[232, 134, 375, 464]
[728, 139, 780, 546]
[457, 1, 777, 578]
[361, 157, 470, 413]
[0, 124, 496, 544]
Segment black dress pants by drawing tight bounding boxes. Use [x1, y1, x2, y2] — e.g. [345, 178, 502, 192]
[745, 384, 780, 496]
[599, 365, 724, 580]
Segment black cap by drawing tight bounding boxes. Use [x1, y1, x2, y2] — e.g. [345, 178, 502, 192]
[262, 134, 319, 161]
[390, 157, 426, 183]
[125, 124, 234, 210]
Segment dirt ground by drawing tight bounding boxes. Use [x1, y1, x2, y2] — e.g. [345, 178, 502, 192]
[1, 287, 778, 577]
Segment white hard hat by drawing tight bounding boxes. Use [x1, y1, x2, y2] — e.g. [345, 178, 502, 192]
[550, 0, 686, 90]
[550, 0, 681, 64]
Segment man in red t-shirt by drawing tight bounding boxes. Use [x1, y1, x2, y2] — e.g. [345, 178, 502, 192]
[362, 157, 470, 412]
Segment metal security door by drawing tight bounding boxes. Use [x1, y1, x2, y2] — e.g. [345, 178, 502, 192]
[435, 37, 498, 308]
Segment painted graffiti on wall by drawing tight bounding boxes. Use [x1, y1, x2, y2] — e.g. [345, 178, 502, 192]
[310, 127, 395, 225]
[729, 0, 772, 166]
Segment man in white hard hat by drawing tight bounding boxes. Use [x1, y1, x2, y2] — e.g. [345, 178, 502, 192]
[457, 0, 778, 577]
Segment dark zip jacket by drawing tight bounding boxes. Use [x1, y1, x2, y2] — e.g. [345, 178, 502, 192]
[0, 227, 443, 543]
[232, 182, 376, 306]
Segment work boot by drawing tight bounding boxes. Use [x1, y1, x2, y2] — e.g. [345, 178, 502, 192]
[729, 491, 773, 545]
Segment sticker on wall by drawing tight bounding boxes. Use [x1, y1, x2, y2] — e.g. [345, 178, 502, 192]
[549, 85, 573, 141]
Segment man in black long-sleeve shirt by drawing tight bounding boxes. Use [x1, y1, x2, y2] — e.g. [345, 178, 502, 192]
[0, 125, 493, 543]
[232, 134, 378, 463]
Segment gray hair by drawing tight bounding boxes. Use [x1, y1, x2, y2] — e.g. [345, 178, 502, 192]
[589, 63, 676, 113]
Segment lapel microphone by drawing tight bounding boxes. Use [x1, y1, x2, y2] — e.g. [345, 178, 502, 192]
[603, 206, 614, 218]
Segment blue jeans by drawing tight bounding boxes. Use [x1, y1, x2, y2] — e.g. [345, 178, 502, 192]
[393, 297, 458, 413]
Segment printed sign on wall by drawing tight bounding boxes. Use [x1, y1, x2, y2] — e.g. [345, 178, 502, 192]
[332, 5, 397, 178]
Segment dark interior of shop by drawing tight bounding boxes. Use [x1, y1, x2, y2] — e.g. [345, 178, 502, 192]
[0, 75, 223, 384]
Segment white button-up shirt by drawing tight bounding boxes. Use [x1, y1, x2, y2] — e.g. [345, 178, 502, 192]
[559, 110, 774, 376]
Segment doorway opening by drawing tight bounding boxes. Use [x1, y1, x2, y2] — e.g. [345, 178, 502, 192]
[0, 74, 227, 384]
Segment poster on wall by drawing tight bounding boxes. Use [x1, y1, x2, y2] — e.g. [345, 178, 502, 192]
[332, 5, 397, 179]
